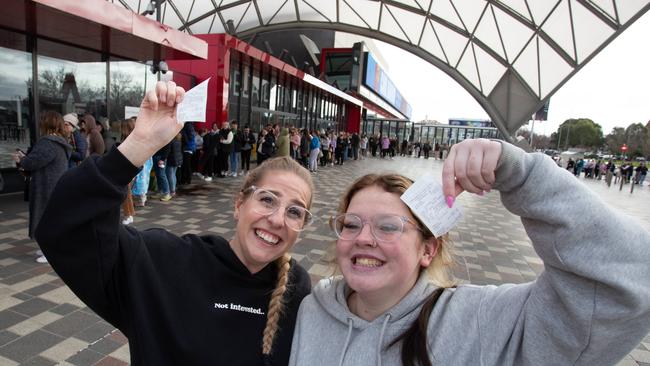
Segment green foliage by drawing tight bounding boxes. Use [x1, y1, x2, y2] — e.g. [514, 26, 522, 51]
[554, 118, 603, 149]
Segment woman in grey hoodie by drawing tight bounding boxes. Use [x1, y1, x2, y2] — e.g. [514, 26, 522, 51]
[289, 139, 650, 366]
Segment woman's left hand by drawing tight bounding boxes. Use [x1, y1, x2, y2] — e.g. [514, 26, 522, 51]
[442, 139, 502, 203]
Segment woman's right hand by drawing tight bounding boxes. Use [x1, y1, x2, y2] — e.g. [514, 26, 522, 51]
[118, 81, 185, 167]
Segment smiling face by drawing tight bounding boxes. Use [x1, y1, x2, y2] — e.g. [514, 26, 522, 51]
[336, 185, 434, 301]
[232, 171, 311, 274]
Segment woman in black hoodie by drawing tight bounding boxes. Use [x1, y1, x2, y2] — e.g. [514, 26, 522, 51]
[35, 81, 312, 365]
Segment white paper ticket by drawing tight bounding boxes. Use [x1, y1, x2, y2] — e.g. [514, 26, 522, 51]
[400, 173, 463, 237]
[176, 78, 210, 123]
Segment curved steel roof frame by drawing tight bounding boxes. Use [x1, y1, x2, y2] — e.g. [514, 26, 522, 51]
[111, 0, 650, 141]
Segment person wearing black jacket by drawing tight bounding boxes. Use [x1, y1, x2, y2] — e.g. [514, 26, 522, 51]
[218, 121, 233, 177]
[241, 125, 256, 174]
[230, 121, 243, 177]
[166, 133, 183, 196]
[200, 123, 219, 182]
[35, 81, 313, 365]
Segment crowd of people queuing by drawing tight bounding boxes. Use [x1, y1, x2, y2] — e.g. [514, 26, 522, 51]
[25, 82, 650, 365]
[561, 157, 648, 186]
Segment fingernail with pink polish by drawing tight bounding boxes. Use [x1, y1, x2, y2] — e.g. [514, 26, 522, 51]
[446, 196, 454, 208]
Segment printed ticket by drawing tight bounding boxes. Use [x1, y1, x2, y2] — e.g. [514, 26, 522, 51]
[400, 173, 463, 237]
[176, 78, 210, 123]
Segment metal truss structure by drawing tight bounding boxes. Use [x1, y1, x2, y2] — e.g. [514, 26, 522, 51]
[110, 0, 650, 141]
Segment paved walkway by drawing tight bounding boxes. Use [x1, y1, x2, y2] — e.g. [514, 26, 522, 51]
[0, 154, 648, 365]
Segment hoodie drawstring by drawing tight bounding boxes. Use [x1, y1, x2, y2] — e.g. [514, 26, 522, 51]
[338, 318, 354, 366]
[376, 314, 391, 366]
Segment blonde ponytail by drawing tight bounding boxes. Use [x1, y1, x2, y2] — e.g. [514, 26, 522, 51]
[262, 253, 292, 357]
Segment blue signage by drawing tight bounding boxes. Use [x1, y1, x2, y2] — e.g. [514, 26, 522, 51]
[364, 53, 412, 119]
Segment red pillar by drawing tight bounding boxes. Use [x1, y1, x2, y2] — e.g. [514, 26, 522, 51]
[167, 34, 231, 130]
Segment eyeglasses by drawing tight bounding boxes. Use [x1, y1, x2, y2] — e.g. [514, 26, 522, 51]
[243, 186, 313, 231]
[330, 213, 423, 243]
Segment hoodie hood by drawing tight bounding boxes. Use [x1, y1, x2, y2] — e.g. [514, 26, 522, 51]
[43, 134, 73, 158]
[311, 275, 438, 365]
[82, 114, 98, 132]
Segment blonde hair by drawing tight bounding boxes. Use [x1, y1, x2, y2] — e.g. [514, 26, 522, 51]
[238, 156, 314, 357]
[335, 173, 456, 288]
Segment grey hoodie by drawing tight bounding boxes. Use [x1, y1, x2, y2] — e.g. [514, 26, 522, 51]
[289, 142, 650, 366]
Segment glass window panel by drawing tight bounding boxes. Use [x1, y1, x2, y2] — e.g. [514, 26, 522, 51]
[109, 59, 150, 121]
[37, 39, 106, 122]
[252, 61, 261, 107]
[0, 30, 31, 168]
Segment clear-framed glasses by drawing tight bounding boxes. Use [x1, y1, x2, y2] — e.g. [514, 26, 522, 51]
[330, 213, 423, 243]
[243, 186, 313, 231]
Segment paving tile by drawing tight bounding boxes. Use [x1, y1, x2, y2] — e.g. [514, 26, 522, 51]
[0, 310, 28, 330]
[40, 337, 89, 363]
[0, 330, 63, 363]
[65, 348, 104, 366]
[43, 311, 100, 338]
[0, 330, 19, 347]
[8, 298, 57, 317]
[17, 355, 57, 365]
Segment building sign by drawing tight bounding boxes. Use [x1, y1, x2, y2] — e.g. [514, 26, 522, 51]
[364, 53, 412, 119]
[448, 118, 493, 128]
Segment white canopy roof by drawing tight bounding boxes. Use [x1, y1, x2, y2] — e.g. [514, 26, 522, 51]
[110, 0, 650, 140]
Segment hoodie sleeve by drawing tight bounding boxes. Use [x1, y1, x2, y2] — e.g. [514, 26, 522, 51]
[475, 142, 650, 365]
[34, 148, 143, 330]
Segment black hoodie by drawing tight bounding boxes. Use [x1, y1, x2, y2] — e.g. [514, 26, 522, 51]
[35, 148, 311, 365]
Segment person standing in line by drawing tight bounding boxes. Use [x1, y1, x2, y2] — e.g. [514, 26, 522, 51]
[320, 133, 330, 167]
[401, 139, 408, 156]
[257, 128, 272, 166]
[179, 122, 196, 185]
[229, 121, 242, 177]
[81, 114, 105, 156]
[289, 139, 650, 366]
[218, 121, 233, 177]
[380, 134, 390, 158]
[240, 125, 255, 175]
[12, 111, 71, 264]
[299, 129, 311, 168]
[200, 123, 219, 182]
[359, 134, 368, 159]
[290, 127, 301, 160]
[329, 132, 337, 166]
[635, 162, 647, 185]
[166, 133, 183, 197]
[351, 133, 360, 160]
[308, 130, 321, 173]
[276, 126, 291, 157]
[35, 82, 314, 365]
[63, 113, 87, 168]
[153, 141, 172, 201]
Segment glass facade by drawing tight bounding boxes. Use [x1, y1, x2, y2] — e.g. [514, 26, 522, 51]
[362, 119, 501, 146]
[0, 28, 195, 169]
[227, 51, 347, 133]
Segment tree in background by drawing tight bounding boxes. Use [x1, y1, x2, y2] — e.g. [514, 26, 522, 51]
[553, 118, 603, 150]
[516, 128, 552, 149]
[605, 123, 649, 158]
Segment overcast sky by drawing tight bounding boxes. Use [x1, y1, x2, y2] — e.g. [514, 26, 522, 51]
[378, 11, 650, 138]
